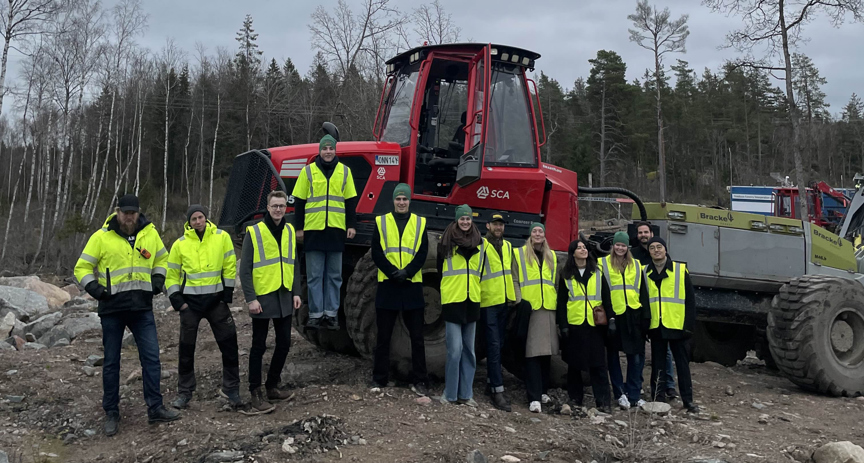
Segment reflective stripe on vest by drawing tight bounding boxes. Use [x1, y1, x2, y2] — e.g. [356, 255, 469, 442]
[376, 213, 426, 283]
[247, 222, 296, 296]
[646, 262, 687, 330]
[440, 242, 484, 305]
[480, 239, 515, 308]
[515, 247, 557, 311]
[600, 256, 643, 315]
[565, 272, 603, 326]
[303, 163, 350, 230]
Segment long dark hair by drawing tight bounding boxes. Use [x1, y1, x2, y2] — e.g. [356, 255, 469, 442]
[561, 238, 596, 280]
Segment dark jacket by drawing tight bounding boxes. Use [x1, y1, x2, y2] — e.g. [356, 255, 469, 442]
[631, 245, 652, 267]
[293, 155, 358, 253]
[371, 212, 429, 310]
[83, 213, 165, 315]
[605, 259, 651, 355]
[437, 244, 481, 325]
[640, 258, 696, 340]
[556, 268, 612, 370]
[239, 214, 301, 319]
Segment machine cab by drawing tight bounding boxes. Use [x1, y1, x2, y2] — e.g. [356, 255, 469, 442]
[373, 44, 546, 213]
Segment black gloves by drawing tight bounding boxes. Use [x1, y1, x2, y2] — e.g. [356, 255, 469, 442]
[222, 286, 234, 304]
[391, 269, 409, 283]
[84, 281, 109, 301]
[558, 327, 569, 339]
[151, 275, 165, 295]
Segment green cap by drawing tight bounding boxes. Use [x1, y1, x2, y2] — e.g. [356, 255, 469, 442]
[613, 231, 630, 246]
[455, 204, 473, 220]
[393, 183, 411, 200]
[319, 134, 337, 154]
[529, 222, 545, 233]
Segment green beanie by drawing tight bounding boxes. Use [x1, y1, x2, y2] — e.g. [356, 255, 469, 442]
[393, 183, 411, 200]
[613, 231, 630, 246]
[319, 134, 337, 154]
[529, 222, 545, 233]
[455, 204, 473, 220]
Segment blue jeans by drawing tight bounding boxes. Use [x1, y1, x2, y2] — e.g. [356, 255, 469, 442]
[663, 346, 677, 390]
[607, 350, 645, 403]
[444, 321, 476, 401]
[306, 251, 342, 319]
[100, 310, 163, 415]
[481, 304, 507, 393]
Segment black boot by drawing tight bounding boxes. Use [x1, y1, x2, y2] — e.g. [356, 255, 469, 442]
[104, 411, 120, 437]
[148, 405, 182, 424]
[491, 392, 511, 412]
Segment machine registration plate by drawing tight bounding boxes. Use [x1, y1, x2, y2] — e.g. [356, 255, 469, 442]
[375, 155, 399, 166]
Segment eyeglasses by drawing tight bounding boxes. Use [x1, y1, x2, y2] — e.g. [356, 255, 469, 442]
[269, 204, 287, 210]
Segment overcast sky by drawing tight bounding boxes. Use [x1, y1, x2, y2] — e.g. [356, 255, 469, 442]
[7, 0, 863, 114]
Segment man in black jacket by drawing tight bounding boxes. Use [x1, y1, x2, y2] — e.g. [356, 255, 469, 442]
[370, 183, 429, 395]
[640, 236, 699, 413]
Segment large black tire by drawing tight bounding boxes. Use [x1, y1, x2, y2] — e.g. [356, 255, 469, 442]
[768, 275, 864, 397]
[343, 250, 486, 381]
[691, 321, 754, 367]
[292, 258, 358, 356]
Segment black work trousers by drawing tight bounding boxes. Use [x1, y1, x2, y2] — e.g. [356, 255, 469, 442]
[248, 316, 292, 391]
[525, 355, 551, 403]
[649, 337, 693, 404]
[373, 308, 428, 386]
[567, 365, 611, 408]
[177, 302, 240, 396]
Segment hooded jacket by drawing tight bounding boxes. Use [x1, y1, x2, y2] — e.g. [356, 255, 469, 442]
[166, 220, 236, 312]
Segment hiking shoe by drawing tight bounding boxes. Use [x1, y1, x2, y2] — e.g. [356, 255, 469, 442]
[218, 389, 243, 408]
[597, 404, 613, 415]
[245, 388, 275, 415]
[685, 403, 701, 414]
[104, 411, 120, 437]
[634, 399, 647, 408]
[541, 394, 552, 404]
[457, 398, 478, 407]
[411, 383, 429, 397]
[147, 406, 181, 424]
[491, 392, 511, 412]
[529, 401, 541, 413]
[305, 317, 322, 330]
[439, 395, 456, 405]
[323, 315, 340, 331]
[666, 387, 679, 400]
[171, 395, 192, 409]
[617, 394, 631, 410]
[267, 386, 294, 401]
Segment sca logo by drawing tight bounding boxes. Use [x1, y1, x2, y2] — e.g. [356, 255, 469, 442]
[699, 211, 735, 223]
[476, 186, 509, 200]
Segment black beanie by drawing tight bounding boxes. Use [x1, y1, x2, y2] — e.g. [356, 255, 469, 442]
[646, 236, 667, 251]
[186, 204, 207, 224]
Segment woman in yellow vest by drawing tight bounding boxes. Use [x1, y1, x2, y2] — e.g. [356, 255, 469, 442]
[515, 222, 558, 413]
[436, 204, 483, 406]
[601, 231, 650, 410]
[640, 236, 699, 413]
[556, 238, 613, 414]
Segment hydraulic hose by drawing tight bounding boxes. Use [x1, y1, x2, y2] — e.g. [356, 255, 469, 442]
[577, 186, 647, 222]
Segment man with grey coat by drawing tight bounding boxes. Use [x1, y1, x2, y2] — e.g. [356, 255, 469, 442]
[240, 190, 302, 414]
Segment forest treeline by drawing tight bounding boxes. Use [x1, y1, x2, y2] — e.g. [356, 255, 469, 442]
[0, 0, 861, 272]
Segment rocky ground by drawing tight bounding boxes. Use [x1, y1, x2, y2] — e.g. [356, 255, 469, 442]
[2, 277, 864, 463]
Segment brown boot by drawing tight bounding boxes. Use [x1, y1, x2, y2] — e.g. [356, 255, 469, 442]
[267, 386, 295, 402]
[240, 388, 274, 415]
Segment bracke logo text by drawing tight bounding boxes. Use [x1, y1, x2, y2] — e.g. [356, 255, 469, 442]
[476, 186, 510, 200]
[699, 211, 735, 223]
[812, 227, 843, 247]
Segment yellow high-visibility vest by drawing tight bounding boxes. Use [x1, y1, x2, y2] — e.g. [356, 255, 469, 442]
[599, 255, 643, 315]
[74, 213, 168, 294]
[480, 238, 516, 308]
[646, 262, 687, 330]
[291, 162, 357, 231]
[165, 221, 236, 297]
[246, 221, 296, 296]
[376, 213, 426, 283]
[514, 247, 557, 311]
[564, 271, 603, 326]
[440, 243, 484, 305]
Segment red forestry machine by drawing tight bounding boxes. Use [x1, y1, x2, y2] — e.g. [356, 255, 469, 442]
[218, 43, 645, 378]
